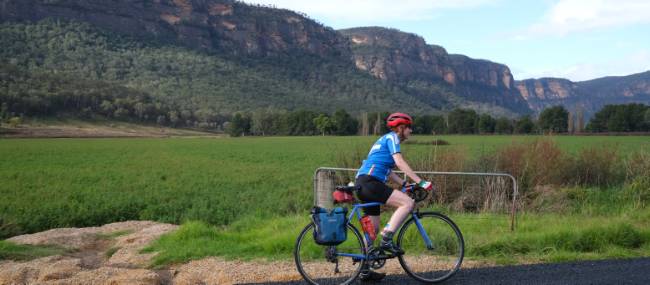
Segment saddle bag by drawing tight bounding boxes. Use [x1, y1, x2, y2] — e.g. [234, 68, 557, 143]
[311, 206, 348, 246]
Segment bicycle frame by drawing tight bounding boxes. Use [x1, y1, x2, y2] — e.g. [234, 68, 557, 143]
[336, 199, 434, 261]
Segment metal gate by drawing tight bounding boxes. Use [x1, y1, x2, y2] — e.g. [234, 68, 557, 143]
[313, 167, 519, 231]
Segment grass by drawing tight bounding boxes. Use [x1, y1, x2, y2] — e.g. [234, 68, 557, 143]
[96, 230, 133, 240]
[1, 135, 648, 266]
[105, 246, 120, 258]
[144, 202, 650, 267]
[0, 240, 65, 261]
[1, 135, 648, 238]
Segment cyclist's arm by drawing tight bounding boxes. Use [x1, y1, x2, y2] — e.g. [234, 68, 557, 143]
[393, 153, 423, 184]
[388, 171, 405, 186]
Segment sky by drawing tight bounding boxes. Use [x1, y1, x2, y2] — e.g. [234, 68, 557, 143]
[240, 0, 650, 82]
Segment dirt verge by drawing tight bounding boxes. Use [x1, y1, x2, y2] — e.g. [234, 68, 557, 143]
[1, 221, 493, 284]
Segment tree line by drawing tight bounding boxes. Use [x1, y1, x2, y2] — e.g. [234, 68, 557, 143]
[586, 104, 650, 132]
[221, 103, 649, 137]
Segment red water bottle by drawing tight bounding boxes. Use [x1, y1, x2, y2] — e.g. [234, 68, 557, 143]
[360, 215, 376, 241]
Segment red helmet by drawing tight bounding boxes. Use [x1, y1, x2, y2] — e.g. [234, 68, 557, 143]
[386, 112, 412, 128]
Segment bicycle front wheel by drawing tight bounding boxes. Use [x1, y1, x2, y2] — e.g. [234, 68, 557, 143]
[397, 212, 464, 283]
[294, 222, 366, 285]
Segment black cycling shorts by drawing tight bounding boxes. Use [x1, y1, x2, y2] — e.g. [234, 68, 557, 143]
[355, 175, 394, 216]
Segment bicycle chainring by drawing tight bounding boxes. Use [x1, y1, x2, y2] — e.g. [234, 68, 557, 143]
[367, 248, 386, 270]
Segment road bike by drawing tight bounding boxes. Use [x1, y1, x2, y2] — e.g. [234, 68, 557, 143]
[294, 183, 464, 284]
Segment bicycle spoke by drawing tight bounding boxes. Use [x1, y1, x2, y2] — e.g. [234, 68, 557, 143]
[397, 212, 464, 283]
[295, 223, 366, 285]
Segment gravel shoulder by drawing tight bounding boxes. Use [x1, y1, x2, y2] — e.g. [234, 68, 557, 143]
[3, 221, 648, 284]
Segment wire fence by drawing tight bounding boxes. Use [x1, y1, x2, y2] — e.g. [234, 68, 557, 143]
[313, 167, 519, 231]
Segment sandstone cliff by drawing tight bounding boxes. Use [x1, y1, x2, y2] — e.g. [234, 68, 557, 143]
[0, 0, 349, 57]
[339, 27, 531, 114]
[2, 0, 647, 118]
[516, 71, 650, 118]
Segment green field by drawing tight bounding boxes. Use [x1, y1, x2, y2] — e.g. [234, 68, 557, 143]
[1, 135, 649, 265]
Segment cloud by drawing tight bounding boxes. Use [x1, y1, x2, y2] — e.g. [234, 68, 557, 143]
[240, 0, 496, 23]
[524, 0, 650, 37]
[516, 50, 650, 81]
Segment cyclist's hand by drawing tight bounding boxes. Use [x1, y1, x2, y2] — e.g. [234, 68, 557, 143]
[402, 182, 416, 193]
[418, 180, 434, 191]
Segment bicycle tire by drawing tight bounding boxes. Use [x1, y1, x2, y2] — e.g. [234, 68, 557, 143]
[396, 212, 464, 283]
[294, 222, 366, 285]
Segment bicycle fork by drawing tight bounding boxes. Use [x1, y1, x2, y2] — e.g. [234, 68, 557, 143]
[413, 213, 435, 250]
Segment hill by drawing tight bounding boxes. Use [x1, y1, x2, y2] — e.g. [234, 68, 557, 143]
[516, 71, 650, 120]
[1, 0, 649, 125]
[339, 27, 531, 116]
[0, 19, 432, 128]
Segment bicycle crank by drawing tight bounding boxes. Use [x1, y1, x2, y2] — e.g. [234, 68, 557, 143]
[367, 248, 389, 270]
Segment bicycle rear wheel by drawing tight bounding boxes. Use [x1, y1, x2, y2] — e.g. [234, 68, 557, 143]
[294, 222, 366, 285]
[397, 212, 464, 283]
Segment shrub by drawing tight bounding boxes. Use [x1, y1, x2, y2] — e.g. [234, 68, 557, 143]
[569, 146, 624, 187]
[8, 116, 21, 128]
[624, 177, 650, 209]
[492, 139, 568, 190]
[625, 151, 650, 183]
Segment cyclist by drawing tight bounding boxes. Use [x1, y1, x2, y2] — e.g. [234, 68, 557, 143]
[355, 112, 433, 281]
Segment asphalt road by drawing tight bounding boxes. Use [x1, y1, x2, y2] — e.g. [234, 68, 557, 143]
[246, 257, 650, 285]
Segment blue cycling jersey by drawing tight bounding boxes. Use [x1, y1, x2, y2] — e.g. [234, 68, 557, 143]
[356, 132, 401, 182]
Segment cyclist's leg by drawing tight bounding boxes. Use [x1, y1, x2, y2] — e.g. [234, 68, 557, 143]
[379, 190, 414, 254]
[369, 215, 380, 237]
[382, 190, 414, 234]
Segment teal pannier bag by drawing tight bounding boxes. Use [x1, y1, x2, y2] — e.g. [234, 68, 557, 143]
[311, 206, 348, 245]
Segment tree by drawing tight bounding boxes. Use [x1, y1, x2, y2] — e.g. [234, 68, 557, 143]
[448, 108, 478, 134]
[0, 103, 8, 120]
[495, 117, 513, 134]
[313, 114, 333, 136]
[514, 115, 535, 134]
[413, 115, 433, 134]
[8, 116, 21, 128]
[477, 114, 496, 134]
[156, 115, 166, 126]
[100, 100, 115, 117]
[359, 112, 369, 136]
[586, 105, 615, 132]
[576, 108, 585, 133]
[332, 109, 358, 135]
[251, 109, 275, 136]
[226, 113, 251, 137]
[367, 112, 389, 135]
[587, 104, 649, 132]
[285, 110, 317, 135]
[606, 109, 628, 132]
[431, 115, 447, 134]
[538, 106, 568, 133]
[168, 111, 180, 127]
[114, 107, 130, 119]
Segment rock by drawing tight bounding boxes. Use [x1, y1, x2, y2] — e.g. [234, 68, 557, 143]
[515, 71, 650, 119]
[2, 221, 177, 285]
[339, 27, 531, 114]
[0, 256, 82, 285]
[108, 223, 179, 267]
[0, 0, 349, 57]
